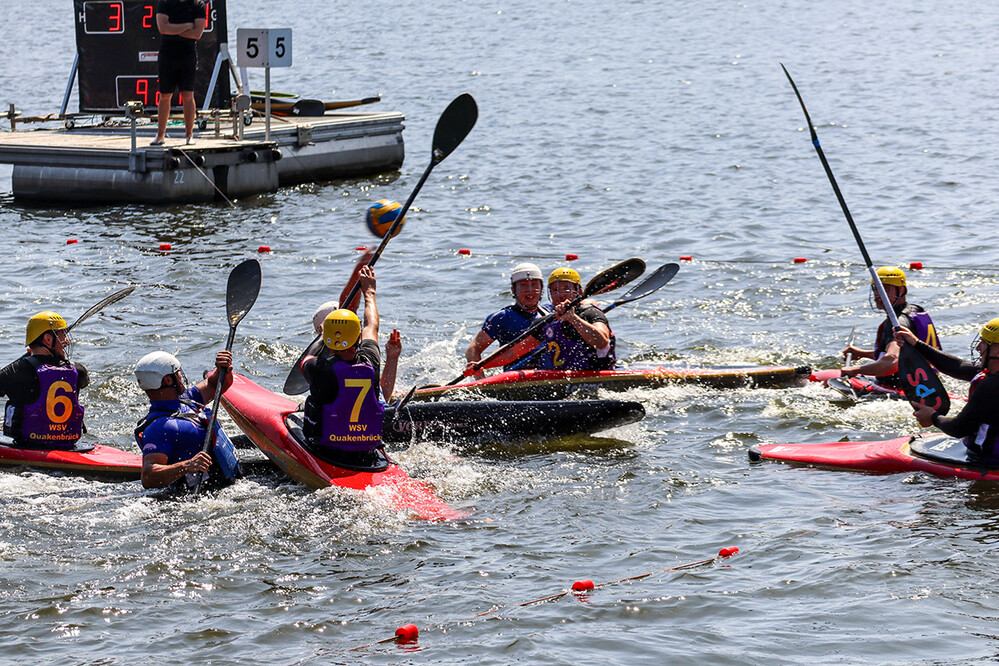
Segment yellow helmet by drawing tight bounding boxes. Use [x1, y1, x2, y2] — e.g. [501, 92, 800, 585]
[548, 267, 581, 286]
[980, 318, 999, 345]
[323, 309, 361, 351]
[874, 266, 906, 288]
[26, 311, 68, 346]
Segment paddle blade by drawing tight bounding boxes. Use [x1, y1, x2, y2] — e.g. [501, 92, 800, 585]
[614, 263, 679, 305]
[432, 93, 478, 165]
[226, 259, 262, 327]
[584, 258, 646, 297]
[68, 285, 136, 332]
[897, 344, 950, 415]
[284, 335, 324, 395]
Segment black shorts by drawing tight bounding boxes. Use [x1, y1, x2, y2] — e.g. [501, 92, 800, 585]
[158, 50, 198, 94]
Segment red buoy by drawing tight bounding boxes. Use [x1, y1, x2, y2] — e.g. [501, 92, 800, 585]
[565, 253, 578, 261]
[572, 579, 595, 592]
[159, 243, 171, 251]
[718, 547, 740, 558]
[258, 245, 271, 253]
[679, 255, 692, 261]
[909, 261, 923, 270]
[355, 246, 368, 251]
[395, 624, 419, 642]
[458, 248, 471, 255]
[793, 257, 807, 264]
[66, 239, 78, 245]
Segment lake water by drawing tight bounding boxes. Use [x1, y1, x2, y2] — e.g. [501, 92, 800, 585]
[1, 0, 999, 663]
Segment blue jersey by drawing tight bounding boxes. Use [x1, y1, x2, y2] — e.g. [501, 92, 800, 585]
[481, 304, 551, 346]
[136, 387, 209, 464]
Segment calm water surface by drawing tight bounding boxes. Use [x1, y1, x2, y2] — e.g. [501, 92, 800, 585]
[2, 1, 999, 663]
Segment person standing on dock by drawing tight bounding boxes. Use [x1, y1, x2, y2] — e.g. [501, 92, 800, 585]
[841, 266, 941, 386]
[133, 350, 239, 491]
[0, 312, 87, 449]
[301, 266, 385, 457]
[464, 262, 551, 375]
[151, 0, 206, 146]
[898, 319, 999, 464]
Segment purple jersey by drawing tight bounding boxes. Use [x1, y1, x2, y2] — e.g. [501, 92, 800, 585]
[318, 359, 385, 452]
[538, 307, 616, 371]
[16, 364, 84, 448]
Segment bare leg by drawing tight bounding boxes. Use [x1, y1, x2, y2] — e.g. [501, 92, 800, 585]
[154, 92, 173, 143]
[181, 90, 196, 142]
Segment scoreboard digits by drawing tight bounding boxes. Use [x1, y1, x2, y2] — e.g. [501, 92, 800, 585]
[73, 0, 229, 113]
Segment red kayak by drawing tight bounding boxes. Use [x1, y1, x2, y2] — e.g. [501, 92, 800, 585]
[220, 373, 464, 521]
[405, 364, 811, 402]
[749, 433, 999, 481]
[822, 375, 966, 404]
[0, 437, 141, 480]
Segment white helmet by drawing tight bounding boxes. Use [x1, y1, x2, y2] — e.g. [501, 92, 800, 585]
[313, 300, 339, 334]
[510, 262, 542, 285]
[135, 351, 182, 390]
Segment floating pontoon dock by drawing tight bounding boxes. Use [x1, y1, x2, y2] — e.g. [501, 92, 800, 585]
[0, 111, 404, 204]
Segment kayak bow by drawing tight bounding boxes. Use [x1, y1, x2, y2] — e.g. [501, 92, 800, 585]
[221, 373, 464, 520]
[749, 433, 999, 481]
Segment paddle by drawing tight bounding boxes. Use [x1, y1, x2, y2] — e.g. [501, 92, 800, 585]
[507, 262, 681, 372]
[193, 259, 263, 495]
[282, 93, 479, 396]
[601, 263, 680, 313]
[66, 286, 135, 333]
[782, 64, 950, 414]
[448, 258, 647, 385]
[809, 324, 856, 383]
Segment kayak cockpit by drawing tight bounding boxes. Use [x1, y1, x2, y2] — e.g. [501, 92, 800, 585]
[909, 434, 999, 472]
[283, 411, 390, 473]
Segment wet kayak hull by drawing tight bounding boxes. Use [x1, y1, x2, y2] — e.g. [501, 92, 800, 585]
[406, 364, 811, 402]
[749, 433, 999, 481]
[220, 373, 463, 520]
[0, 437, 141, 480]
[383, 399, 644, 443]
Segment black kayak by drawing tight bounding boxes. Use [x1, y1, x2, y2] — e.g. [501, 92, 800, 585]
[382, 399, 645, 443]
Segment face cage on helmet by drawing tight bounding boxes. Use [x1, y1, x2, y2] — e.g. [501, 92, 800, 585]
[971, 335, 999, 368]
[549, 281, 582, 305]
[39, 328, 72, 360]
[868, 283, 904, 312]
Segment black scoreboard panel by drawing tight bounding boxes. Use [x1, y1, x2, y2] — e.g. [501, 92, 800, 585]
[73, 0, 230, 113]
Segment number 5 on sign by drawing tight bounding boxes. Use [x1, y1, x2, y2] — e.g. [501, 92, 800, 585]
[236, 28, 292, 68]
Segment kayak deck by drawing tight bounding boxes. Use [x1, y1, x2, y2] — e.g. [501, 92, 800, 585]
[221, 373, 464, 520]
[382, 399, 645, 443]
[749, 433, 999, 481]
[404, 364, 811, 402]
[0, 437, 141, 481]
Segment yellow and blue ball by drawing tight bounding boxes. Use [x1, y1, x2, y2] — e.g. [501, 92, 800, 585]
[365, 199, 406, 239]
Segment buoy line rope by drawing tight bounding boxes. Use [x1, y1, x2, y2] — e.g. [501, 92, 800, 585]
[346, 546, 739, 652]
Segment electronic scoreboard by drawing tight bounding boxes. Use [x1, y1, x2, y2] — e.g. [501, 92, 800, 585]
[72, 0, 230, 113]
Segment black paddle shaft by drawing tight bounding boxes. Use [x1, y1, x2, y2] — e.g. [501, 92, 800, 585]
[194, 260, 262, 494]
[283, 94, 478, 396]
[782, 64, 949, 414]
